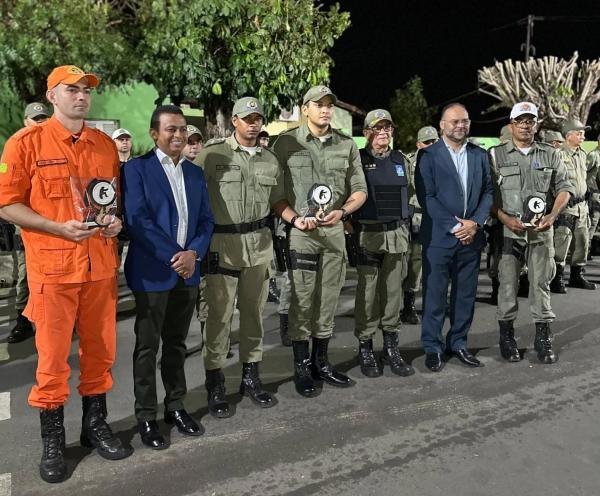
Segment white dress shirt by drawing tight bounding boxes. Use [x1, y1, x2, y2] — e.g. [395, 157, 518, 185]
[155, 148, 189, 248]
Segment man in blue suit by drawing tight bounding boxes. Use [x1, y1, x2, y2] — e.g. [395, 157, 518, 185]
[415, 103, 493, 372]
[122, 105, 214, 449]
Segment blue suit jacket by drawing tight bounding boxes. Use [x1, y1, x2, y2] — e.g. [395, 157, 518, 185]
[415, 139, 493, 249]
[122, 150, 214, 292]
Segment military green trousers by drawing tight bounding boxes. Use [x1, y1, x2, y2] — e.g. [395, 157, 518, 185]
[554, 215, 590, 267]
[204, 262, 269, 370]
[497, 238, 556, 323]
[355, 251, 407, 340]
[288, 228, 346, 341]
[15, 249, 28, 311]
[402, 240, 422, 294]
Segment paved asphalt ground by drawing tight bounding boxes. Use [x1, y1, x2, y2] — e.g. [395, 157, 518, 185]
[1, 260, 600, 496]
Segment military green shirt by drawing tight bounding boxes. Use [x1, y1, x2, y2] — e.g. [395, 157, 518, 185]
[586, 147, 600, 193]
[271, 123, 367, 237]
[559, 143, 588, 217]
[194, 135, 285, 267]
[489, 140, 574, 243]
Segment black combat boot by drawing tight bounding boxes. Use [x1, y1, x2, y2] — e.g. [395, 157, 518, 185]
[569, 265, 596, 290]
[311, 337, 354, 387]
[400, 291, 420, 324]
[498, 320, 520, 362]
[550, 265, 567, 294]
[80, 394, 133, 460]
[517, 273, 530, 297]
[206, 368, 232, 418]
[490, 278, 499, 305]
[240, 362, 276, 408]
[279, 313, 292, 347]
[39, 406, 67, 483]
[292, 340, 318, 397]
[7, 310, 34, 343]
[534, 322, 559, 364]
[357, 339, 382, 378]
[381, 331, 415, 376]
[267, 278, 280, 303]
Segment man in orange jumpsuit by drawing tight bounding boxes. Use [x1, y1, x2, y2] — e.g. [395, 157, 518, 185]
[0, 65, 133, 483]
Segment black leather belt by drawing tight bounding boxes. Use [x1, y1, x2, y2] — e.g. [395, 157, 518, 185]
[214, 216, 270, 234]
[356, 219, 408, 232]
[568, 195, 585, 207]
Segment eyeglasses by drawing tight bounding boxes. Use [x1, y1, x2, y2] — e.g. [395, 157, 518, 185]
[443, 119, 470, 127]
[370, 125, 394, 133]
[512, 118, 537, 128]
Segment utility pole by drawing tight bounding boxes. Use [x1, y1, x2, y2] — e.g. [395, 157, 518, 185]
[520, 15, 544, 62]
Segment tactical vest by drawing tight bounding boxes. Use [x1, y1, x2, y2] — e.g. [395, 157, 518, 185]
[493, 143, 553, 218]
[354, 149, 410, 221]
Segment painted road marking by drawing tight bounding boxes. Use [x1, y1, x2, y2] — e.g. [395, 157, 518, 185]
[0, 473, 10, 496]
[0, 392, 9, 422]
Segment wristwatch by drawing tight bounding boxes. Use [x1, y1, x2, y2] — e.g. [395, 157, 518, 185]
[340, 208, 350, 222]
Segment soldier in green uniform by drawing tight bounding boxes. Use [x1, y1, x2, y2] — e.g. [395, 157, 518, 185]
[271, 85, 367, 397]
[194, 97, 286, 416]
[6, 102, 50, 343]
[550, 119, 596, 292]
[586, 132, 600, 258]
[544, 130, 564, 149]
[351, 109, 413, 378]
[401, 125, 438, 324]
[490, 102, 574, 364]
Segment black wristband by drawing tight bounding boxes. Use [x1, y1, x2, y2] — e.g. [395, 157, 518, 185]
[340, 208, 350, 222]
[289, 215, 298, 227]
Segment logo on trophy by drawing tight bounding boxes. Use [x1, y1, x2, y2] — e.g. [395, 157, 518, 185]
[306, 183, 334, 221]
[71, 177, 118, 227]
[522, 194, 546, 227]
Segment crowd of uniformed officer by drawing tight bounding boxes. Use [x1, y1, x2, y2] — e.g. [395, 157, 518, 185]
[4, 88, 600, 399]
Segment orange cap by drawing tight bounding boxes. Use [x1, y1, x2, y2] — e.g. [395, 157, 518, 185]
[46, 65, 100, 91]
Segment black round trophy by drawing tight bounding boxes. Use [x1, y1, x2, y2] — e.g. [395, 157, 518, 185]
[84, 179, 117, 227]
[307, 183, 333, 220]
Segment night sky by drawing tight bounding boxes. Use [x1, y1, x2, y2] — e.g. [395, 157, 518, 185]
[322, 0, 600, 135]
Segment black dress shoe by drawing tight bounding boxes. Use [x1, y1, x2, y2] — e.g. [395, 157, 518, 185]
[453, 348, 483, 367]
[165, 409, 204, 436]
[425, 352, 445, 372]
[138, 420, 168, 450]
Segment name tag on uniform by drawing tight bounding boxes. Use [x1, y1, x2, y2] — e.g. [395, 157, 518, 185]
[395, 164, 405, 176]
[36, 158, 68, 167]
[364, 163, 376, 170]
[215, 164, 240, 171]
[289, 151, 311, 158]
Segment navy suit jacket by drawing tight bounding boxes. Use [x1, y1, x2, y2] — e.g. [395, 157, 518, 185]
[415, 139, 493, 249]
[122, 150, 214, 292]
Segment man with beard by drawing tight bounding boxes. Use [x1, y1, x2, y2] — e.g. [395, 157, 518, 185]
[489, 102, 573, 364]
[415, 103, 493, 372]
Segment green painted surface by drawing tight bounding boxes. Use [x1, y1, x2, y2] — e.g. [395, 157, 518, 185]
[90, 82, 160, 153]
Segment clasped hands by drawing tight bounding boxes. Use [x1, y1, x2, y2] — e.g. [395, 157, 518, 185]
[453, 217, 478, 245]
[293, 209, 344, 232]
[171, 250, 197, 279]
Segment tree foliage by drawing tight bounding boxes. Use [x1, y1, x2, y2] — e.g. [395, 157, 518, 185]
[478, 52, 600, 130]
[0, 0, 350, 139]
[389, 76, 437, 153]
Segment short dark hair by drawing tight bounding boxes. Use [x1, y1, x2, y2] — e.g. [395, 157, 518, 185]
[257, 130, 269, 138]
[440, 102, 467, 120]
[150, 105, 184, 131]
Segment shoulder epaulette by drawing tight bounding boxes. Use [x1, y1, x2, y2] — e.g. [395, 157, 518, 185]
[332, 127, 352, 140]
[203, 138, 227, 147]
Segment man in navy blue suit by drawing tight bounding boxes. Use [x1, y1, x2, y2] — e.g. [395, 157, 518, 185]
[415, 103, 493, 372]
[122, 105, 214, 449]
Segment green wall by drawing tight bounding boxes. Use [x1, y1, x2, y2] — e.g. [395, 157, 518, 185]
[90, 82, 159, 153]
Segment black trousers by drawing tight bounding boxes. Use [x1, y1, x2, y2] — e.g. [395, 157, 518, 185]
[132, 279, 198, 421]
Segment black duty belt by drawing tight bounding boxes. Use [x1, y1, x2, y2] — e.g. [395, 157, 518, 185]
[356, 219, 408, 232]
[214, 216, 270, 234]
[567, 195, 585, 207]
